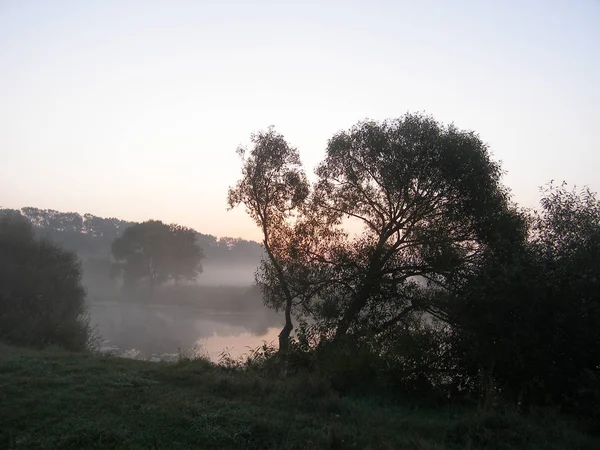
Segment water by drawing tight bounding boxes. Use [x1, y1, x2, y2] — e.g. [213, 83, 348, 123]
[89, 300, 283, 362]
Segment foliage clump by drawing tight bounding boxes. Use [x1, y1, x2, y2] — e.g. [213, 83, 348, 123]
[0, 212, 92, 351]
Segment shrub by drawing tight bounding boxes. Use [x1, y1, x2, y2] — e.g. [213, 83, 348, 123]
[314, 338, 381, 393]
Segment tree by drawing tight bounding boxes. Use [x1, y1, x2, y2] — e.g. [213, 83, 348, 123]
[300, 113, 518, 342]
[444, 182, 600, 410]
[170, 224, 205, 284]
[111, 220, 204, 289]
[0, 212, 92, 351]
[228, 127, 309, 353]
[83, 213, 132, 240]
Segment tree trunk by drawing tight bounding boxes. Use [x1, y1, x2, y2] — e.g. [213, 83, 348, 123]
[261, 231, 295, 355]
[278, 320, 293, 353]
[334, 241, 386, 341]
[334, 282, 372, 340]
[278, 298, 294, 353]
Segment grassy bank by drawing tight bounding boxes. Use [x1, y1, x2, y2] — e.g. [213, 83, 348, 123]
[0, 344, 597, 450]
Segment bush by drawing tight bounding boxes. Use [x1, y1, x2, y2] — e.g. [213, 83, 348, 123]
[442, 183, 600, 411]
[314, 338, 381, 393]
[0, 212, 92, 351]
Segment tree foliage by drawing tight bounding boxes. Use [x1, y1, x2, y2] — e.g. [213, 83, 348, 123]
[111, 220, 204, 289]
[283, 114, 518, 341]
[228, 127, 309, 352]
[0, 212, 92, 351]
[444, 182, 600, 410]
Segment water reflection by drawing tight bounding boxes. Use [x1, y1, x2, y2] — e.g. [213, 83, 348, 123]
[89, 300, 283, 362]
[196, 327, 281, 361]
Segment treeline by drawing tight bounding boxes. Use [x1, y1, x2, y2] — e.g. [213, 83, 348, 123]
[229, 114, 600, 418]
[0, 207, 263, 269]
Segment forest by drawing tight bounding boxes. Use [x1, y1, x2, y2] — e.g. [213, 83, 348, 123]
[1, 113, 599, 449]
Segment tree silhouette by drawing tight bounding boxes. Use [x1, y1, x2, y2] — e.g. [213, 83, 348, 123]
[228, 127, 309, 353]
[445, 182, 600, 410]
[111, 220, 204, 289]
[230, 114, 517, 351]
[296, 114, 518, 341]
[0, 211, 91, 350]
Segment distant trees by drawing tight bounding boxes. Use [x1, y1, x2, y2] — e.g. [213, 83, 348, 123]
[196, 234, 264, 266]
[17, 207, 133, 257]
[111, 220, 204, 289]
[0, 212, 92, 351]
[0, 208, 264, 286]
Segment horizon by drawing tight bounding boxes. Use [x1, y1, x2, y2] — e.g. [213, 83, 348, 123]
[2, 1, 599, 241]
[1, 204, 264, 243]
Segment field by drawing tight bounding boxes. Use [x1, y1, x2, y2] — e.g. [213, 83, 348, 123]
[1, 343, 598, 449]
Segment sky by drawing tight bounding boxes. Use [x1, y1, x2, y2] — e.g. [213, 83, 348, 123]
[1, 0, 598, 241]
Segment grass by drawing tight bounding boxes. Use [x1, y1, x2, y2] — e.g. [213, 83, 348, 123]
[0, 343, 598, 449]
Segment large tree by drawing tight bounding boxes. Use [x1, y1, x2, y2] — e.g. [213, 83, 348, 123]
[293, 114, 519, 341]
[228, 127, 309, 352]
[230, 114, 519, 352]
[111, 220, 204, 289]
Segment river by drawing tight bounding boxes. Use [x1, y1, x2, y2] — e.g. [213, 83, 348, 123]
[89, 300, 283, 362]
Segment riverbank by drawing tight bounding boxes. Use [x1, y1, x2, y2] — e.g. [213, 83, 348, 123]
[0, 343, 597, 449]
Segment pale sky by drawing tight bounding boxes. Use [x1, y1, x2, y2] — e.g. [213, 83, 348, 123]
[1, 0, 598, 241]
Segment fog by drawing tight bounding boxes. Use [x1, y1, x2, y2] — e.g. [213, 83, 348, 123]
[83, 263, 283, 362]
[0, 208, 277, 362]
[196, 263, 257, 286]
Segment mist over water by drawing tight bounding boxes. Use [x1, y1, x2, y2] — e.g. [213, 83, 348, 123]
[196, 263, 257, 287]
[0, 208, 272, 362]
[84, 263, 283, 362]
